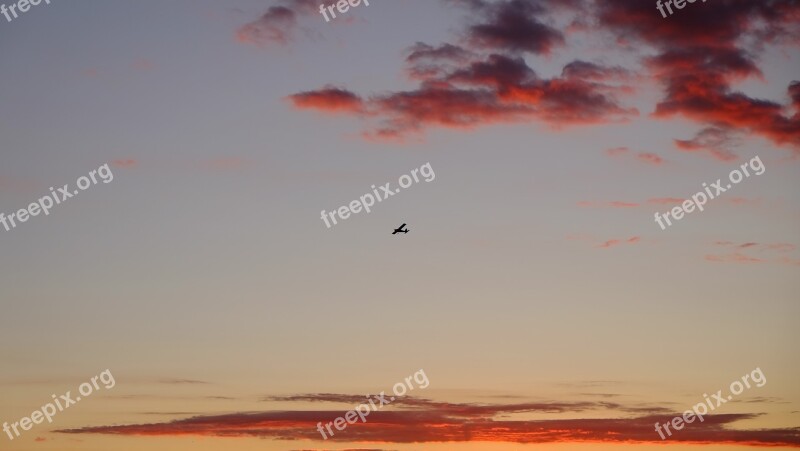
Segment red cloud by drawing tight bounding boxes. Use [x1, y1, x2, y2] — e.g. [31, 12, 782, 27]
[275, 0, 800, 145]
[56, 394, 800, 447]
[287, 1, 638, 140]
[597, 0, 800, 153]
[292, 54, 636, 139]
[289, 87, 364, 113]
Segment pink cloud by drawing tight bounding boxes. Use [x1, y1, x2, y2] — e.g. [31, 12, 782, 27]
[597, 236, 641, 248]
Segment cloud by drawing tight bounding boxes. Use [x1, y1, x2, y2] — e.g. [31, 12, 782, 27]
[465, 0, 565, 54]
[674, 127, 741, 162]
[636, 152, 665, 165]
[705, 253, 766, 264]
[605, 146, 628, 156]
[596, 236, 641, 248]
[405, 43, 476, 80]
[265, 394, 621, 416]
[713, 241, 796, 253]
[277, 0, 799, 145]
[292, 53, 637, 140]
[289, 87, 365, 113]
[780, 257, 800, 266]
[768, 243, 798, 252]
[56, 394, 800, 446]
[735, 397, 789, 405]
[707, 240, 798, 265]
[236, 6, 297, 46]
[596, 0, 800, 153]
[561, 60, 631, 81]
[288, 1, 637, 140]
[604, 147, 666, 165]
[236, 1, 339, 47]
[407, 42, 473, 63]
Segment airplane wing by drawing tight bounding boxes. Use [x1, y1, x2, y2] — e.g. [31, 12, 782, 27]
[397, 223, 406, 229]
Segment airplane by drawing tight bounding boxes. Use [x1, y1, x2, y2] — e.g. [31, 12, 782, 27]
[392, 223, 409, 235]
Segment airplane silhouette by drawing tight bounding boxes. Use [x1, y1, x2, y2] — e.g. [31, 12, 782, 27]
[392, 223, 409, 234]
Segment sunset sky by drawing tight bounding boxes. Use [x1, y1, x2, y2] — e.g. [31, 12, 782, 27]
[1, 0, 799, 450]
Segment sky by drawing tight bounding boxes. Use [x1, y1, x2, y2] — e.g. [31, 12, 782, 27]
[0, 0, 799, 450]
